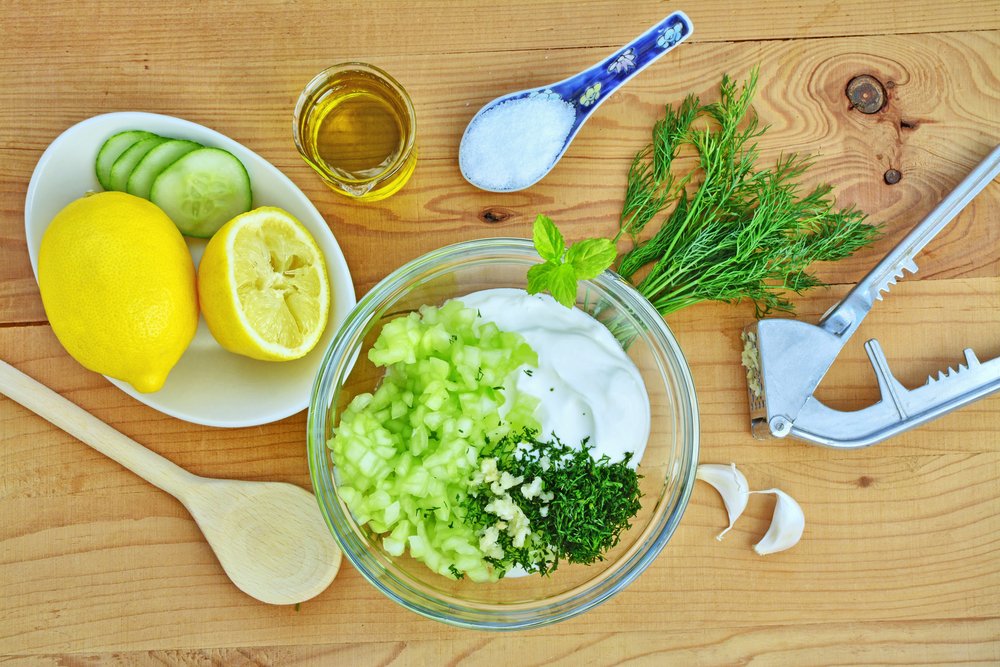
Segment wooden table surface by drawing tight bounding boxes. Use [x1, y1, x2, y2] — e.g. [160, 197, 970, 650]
[2, 1, 998, 664]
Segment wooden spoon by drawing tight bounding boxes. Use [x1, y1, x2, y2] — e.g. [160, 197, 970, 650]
[0, 360, 341, 605]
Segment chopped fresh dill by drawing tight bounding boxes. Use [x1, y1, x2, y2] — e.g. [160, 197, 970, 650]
[461, 428, 642, 577]
[418, 506, 440, 519]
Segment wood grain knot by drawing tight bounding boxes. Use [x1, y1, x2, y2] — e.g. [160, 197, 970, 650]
[883, 169, 902, 185]
[856, 475, 875, 488]
[846, 75, 886, 114]
[479, 207, 514, 224]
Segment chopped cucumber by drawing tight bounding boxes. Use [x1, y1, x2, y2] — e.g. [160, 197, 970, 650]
[330, 300, 540, 581]
[108, 136, 168, 192]
[149, 147, 252, 238]
[126, 139, 202, 200]
[95, 130, 157, 190]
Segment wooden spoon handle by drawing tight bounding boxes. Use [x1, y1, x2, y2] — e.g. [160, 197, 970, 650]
[0, 360, 198, 499]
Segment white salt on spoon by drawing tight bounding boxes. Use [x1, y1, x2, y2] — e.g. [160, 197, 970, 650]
[460, 94, 576, 192]
[459, 11, 693, 192]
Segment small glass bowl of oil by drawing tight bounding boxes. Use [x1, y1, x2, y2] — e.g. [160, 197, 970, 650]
[293, 63, 416, 202]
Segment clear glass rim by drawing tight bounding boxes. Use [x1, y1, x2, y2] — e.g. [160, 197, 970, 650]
[307, 237, 700, 630]
[292, 61, 417, 187]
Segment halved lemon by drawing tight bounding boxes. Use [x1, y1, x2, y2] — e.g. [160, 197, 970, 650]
[198, 207, 330, 361]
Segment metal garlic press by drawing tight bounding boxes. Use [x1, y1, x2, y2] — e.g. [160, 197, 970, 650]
[743, 145, 1000, 448]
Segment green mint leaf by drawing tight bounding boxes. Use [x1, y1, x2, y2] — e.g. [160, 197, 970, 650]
[527, 260, 577, 307]
[547, 262, 578, 307]
[566, 238, 617, 280]
[532, 214, 565, 262]
[526, 261, 557, 296]
[527, 215, 618, 307]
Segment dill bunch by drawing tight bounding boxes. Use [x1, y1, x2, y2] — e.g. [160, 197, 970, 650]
[614, 68, 880, 317]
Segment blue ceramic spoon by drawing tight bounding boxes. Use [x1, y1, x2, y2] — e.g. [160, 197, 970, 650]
[459, 11, 693, 192]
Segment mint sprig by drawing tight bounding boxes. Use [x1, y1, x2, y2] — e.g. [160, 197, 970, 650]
[527, 214, 616, 308]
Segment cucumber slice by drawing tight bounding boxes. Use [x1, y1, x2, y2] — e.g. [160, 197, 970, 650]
[108, 136, 168, 192]
[149, 147, 252, 237]
[95, 130, 156, 190]
[125, 139, 202, 200]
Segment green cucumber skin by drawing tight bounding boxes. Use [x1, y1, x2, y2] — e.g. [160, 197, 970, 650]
[125, 139, 202, 200]
[149, 147, 253, 238]
[95, 130, 156, 190]
[107, 136, 168, 192]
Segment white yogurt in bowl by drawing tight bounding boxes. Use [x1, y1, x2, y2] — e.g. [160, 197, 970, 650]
[458, 288, 650, 467]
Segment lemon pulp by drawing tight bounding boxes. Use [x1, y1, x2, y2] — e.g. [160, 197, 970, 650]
[198, 207, 330, 361]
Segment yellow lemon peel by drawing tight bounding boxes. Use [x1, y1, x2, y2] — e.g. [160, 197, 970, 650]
[38, 191, 197, 393]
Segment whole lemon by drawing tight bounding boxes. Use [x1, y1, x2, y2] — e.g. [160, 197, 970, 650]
[38, 192, 198, 393]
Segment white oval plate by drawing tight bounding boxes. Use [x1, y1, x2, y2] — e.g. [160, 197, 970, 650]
[24, 112, 356, 427]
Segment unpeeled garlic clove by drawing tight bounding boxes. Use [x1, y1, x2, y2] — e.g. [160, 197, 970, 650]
[751, 489, 805, 555]
[696, 463, 749, 540]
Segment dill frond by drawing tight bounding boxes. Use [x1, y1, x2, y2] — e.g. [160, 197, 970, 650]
[615, 67, 880, 317]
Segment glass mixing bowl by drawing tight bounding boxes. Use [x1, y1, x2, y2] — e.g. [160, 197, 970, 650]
[307, 238, 699, 629]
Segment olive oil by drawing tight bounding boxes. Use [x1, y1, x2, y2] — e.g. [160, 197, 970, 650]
[294, 64, 416, 201]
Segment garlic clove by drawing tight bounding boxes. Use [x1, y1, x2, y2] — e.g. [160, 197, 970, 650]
[751, 488, 805, 555]
[695, 463, 750, 540]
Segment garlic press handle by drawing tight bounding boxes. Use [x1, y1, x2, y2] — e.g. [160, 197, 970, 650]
[789, 340, 1000, 448]
[821, 145, 1000, 341]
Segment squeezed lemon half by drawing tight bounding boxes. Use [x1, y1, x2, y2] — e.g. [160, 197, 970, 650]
[198, 207, 331, 361]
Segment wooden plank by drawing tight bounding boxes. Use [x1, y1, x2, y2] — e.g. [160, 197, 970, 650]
[2, 32, 997, 323]
[3, 32, 997, 173]
[2, 277, 997, 482]
[1, 0, 997, 63]
[9, 619, 1000, 666]
[1, 461, 997, 653]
